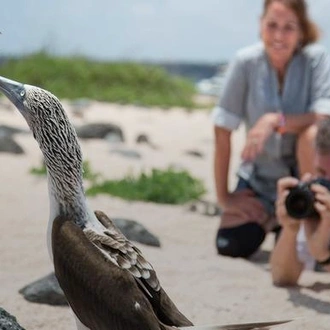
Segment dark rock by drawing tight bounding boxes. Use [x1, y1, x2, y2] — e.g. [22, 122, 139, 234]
[185, 149, 204, 158]
[19, 273, 67, 306]
[0, 136, 24, 154]
[135, 133, 159, 150]
[105, 132, 124, 144]
[113, 218, 161, 247]
[75, 123, 124, 141]
[0, 307, 26, 330]
[110, 148, 142, 159]
[136, 134, 150, 144]
[189, 199, 221, 217]
[0, 125, 27, 138]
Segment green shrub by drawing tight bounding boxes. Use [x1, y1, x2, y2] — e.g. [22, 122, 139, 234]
[30, 164, 47, 176]
[1, 52, 196, 108]
[86, 167, 206, 204]
[30, 161, 206, 204]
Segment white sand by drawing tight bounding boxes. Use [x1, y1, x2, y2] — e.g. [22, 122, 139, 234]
[1, 101, 330, 329]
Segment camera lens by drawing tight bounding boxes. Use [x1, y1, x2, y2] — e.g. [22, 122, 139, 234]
[284, 186, 317, 219]
[284, 178, 330, 220]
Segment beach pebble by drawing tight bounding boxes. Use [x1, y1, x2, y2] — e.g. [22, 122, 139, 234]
[0, 307, 26, 330]
[19, 273, 67, 306]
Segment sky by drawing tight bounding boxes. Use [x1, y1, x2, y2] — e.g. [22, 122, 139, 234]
[1, 0, 330, 63]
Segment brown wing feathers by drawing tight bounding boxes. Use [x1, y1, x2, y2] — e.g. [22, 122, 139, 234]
[92, 210, 193, 327]
[52, 215, 167, 330]
[52, 213, 192, 329]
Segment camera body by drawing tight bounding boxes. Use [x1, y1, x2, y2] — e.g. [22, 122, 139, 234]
[285, 178, 330, 220]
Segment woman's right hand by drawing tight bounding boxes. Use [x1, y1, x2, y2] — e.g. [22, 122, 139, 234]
[219, 189, 269, 227]
[241, 113, 279, 161]
[276, 177, 301, 232]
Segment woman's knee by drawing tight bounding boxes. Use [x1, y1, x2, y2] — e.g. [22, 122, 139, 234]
[216, 223, 266, 258]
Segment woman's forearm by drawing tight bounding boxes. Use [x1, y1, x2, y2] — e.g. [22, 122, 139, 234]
[214, 127, 231, 207]
[284, 113, 328, 134]
[270, 229, 303, 286]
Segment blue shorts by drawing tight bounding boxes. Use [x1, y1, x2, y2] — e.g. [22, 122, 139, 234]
[235, 177, 275, 217]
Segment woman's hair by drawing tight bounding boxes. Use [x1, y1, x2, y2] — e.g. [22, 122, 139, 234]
[262, 0, 320, 47]
[315, 118, 330, 155]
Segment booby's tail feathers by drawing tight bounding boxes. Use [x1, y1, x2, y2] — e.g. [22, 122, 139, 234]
[179, 319, 292, 329]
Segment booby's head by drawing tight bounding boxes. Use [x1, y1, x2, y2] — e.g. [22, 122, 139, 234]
[0, 76, 80, 158]
[0, 75, 85, 218]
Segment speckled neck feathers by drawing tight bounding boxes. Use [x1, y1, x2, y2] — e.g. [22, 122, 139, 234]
[25, 87, 88, 226]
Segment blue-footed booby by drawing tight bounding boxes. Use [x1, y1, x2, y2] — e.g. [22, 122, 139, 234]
[0, 75, 291, 330]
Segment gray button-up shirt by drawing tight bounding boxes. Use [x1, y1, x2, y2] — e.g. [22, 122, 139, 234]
[212, 42, 330, 203]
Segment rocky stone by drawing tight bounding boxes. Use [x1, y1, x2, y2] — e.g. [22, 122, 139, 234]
[113, 218, 161, 247]
[104, 132, 124, 144]
[136, 134, 149, 144]
[135, 133, 158, 149]
[75, 123, 124, 141]
[0, 307, 26, 330]
[19, 272, 67, 306]
[110, 148, 142, 159]
[188, 199, 221, 217]
[184, 149, 204, 158]
[0, 125, 27, 138]
[0, 136, 24, 154]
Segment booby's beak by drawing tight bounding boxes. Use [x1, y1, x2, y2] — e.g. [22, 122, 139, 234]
[0, 75, 25, 109]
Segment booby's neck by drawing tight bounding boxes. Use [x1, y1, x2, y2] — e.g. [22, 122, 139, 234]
[45, 157, 89, 228]
[45, 155, 103, 261]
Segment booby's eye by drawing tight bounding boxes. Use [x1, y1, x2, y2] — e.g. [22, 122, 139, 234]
[20, 90, 25, 97]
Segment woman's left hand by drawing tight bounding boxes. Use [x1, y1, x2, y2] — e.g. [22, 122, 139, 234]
[241, 113, 279, 161]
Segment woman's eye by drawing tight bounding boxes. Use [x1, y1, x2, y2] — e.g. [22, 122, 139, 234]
[266, 21, 298, 33]
[267, 22, 277, 30]
[284, 25, 297, 32]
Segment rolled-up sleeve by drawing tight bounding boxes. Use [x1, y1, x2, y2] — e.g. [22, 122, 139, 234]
[309, 47, 330, 115]
[211, 54, 247, 130]
[211, 106, 241, 130]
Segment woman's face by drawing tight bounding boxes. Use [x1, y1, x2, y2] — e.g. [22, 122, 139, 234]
[261, 1, 302, 70]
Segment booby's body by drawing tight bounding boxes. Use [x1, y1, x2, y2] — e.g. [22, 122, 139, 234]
[0, 76, 290, 330]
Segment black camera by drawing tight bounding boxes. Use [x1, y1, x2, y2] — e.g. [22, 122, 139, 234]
[285, 178, 330, 220]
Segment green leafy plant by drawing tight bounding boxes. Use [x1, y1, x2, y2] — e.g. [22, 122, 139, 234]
[30, 161, 206, 204]
[30, 164, 47, 176]
[1, 52, 197, 108]
[86, 167, 206, 204]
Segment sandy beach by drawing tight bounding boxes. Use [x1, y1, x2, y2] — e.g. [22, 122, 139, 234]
[1, 100, 330, 329]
